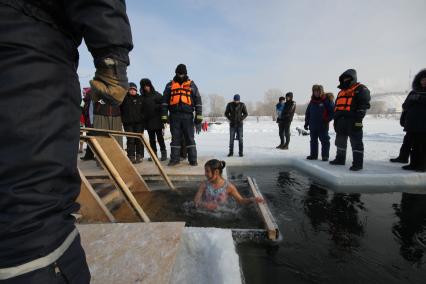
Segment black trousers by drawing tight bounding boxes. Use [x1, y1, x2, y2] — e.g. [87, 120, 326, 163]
[169, 113, 196, 163]
[123, 123, 144, 158]
[147, 129, 166, 153]
[409, 132, 426, 170]
[335, 129, 364, 167]
[310, 127, 330, 159]
[398, 132, 413, 161]
[278, 122, 291, 146]
[0, 4, 89, 280]
[2, 235, 90, 284]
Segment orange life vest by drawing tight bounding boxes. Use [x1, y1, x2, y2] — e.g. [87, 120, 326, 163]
[335, 83, 361, 112]
[170, 80, 192, 106]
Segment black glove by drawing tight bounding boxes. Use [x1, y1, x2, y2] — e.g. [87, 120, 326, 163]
[195, 123, 202, 134]
[304, 124, 309, 131]
[194, 114, 203, 124]
[90, 58, 128, 105]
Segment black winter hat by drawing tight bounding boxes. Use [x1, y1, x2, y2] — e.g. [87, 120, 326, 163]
[129, 82, 137, 90]
[285, 92, 293, 98]
[175, 64, 187, 75]
[279, 96, 285, 102]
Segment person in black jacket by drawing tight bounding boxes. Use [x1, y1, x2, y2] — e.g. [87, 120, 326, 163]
[225, 94, 248, 157]
[0, 1, 132, 283]
[121, 82, 144, 164]
[161, 64, 203, 166]
[279, 92, 296, 149]
[330, 69, 371, 171]
[141, 78, 167, 161]
[400, 69, 426, 172]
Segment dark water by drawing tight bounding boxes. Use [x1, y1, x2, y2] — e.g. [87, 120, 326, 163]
[228, 166, 426, 284]
[133, 188, 264, 229]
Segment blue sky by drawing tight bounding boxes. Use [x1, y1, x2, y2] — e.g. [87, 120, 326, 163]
[78, 0, 426, 103]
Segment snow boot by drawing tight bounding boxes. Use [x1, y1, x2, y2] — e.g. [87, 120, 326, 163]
[128, 156, 136, 164]
[276, 144, 284, 149]
[329, 158, 345, 165]
[239, 153, 244, 157]
[280, 144, 289, 150]
[160, 150, 167, 161]
[350, 165, 363, 171]
[390, 157, 408, 163]
[227, 152, 233, 157]
[134, 155, 142, 164]
[402, 164, 417, 171]
[306, 156, 317, 160]
[322, 157, 329, 162]
[168, 160, 180, 167]
[190, 161, 198, 166]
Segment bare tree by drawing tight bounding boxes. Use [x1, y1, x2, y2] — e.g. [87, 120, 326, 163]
[208, 94, 226, 118]
[263, 89, 284, 119]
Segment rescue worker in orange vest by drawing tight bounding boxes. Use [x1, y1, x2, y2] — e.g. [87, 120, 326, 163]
[162, 64, 203, 166]
[330, 69, 371, 171]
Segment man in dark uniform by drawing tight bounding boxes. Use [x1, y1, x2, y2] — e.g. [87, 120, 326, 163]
[225, 94, 248, 157]
[161, 64, 203, 166]
[0, 1, 133, 283]
[330, 69, 370, 171]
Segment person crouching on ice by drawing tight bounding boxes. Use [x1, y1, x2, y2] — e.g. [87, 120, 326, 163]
[194, 159, 264, 211]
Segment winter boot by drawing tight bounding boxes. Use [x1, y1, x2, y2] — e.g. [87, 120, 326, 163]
[402, 164, 417, 171]
[135, 154, 143, 164]
[306, 156, 317, 160]
[128, 156, 136, 164]
[189, 161, 198, 166]
[160, 150, 167, 161]
[322, 157, 329, 162]
[349, 165, 363, 171]
[281, 144, 289, 150]
[168, 160, 180, 166]
[239, 152, 244, 157]
[329, 158, 345, 165]
[227, 152, 233, 157]
[390, 157, 408, 163]
[276, 144, 284, 149]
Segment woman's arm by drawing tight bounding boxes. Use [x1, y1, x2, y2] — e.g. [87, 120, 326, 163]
[228, 183, 264, 205]
[194, 182, 206, 207]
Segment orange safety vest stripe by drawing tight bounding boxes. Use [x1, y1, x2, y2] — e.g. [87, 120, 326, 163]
[335, 83, 361, 112]
[170, 80, 192, 106]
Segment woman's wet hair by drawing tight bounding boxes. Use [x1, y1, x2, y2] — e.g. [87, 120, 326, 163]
[205, 159, 226, 175]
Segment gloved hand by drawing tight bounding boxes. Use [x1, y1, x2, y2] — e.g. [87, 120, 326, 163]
[195, 123, 202, 134]
[161, 115, 168, 124]
[90, 58, 128, 105]
[194, 115, 203, 124]
[304, 124, 309, 131]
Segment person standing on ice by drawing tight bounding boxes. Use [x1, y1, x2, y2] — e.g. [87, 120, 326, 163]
[120, 82, 144, 164]
[275, 96, 286, 148]
[161, 64, 203, 166]
[399, 69, 426, 172]
[194, 159, 263, 210]
[225, 94, 248, 157]
[330, 69, 371, 171]
[278, 92, 296, 149]
[140, 78, 167, 162]
[0, 0, 132, 283]
[304, 85, 334, 161]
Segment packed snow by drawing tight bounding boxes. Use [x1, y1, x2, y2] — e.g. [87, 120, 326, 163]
[187, 115, 426, 193]
[170, 227, 242, 284]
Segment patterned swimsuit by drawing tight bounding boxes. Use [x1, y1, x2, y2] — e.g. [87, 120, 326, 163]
[203, 180, 229, 204]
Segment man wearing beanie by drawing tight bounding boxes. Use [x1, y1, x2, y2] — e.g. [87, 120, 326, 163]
[330, 69, 371, 171]
[120, 82, 144, 164]
[225, 94, 248, 157]
[279, 92, 296, 149]
[162, 64, 203, 166]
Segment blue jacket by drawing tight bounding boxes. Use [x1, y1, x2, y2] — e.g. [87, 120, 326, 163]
[275, 102, 285, 122]
[305, 96, 334, 130]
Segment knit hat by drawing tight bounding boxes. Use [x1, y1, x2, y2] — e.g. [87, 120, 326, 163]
[279, 96, 285, 102]
[175, 64, 187, 75]
[285, 92, 293, 98]
[233, 94, 240, 101]
[129, 82, 138, 90]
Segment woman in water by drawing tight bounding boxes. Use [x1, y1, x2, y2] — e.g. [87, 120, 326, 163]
[194, 159, 264, 210]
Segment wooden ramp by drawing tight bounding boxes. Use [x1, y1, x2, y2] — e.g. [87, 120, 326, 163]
[78, 222, 185, 284]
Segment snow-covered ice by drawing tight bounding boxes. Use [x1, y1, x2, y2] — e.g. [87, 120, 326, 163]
[171, 227, 242, 284]
[190, 115, 426, 192]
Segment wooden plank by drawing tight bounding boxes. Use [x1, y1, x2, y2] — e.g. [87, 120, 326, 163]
[96, 135, 150, 193]
[89, 137, 150, 223]
[81, 128, 176, 191]
[101, 190, 122, 207]
[247, 176, 279, 241]
[77, 169, 116, 223]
